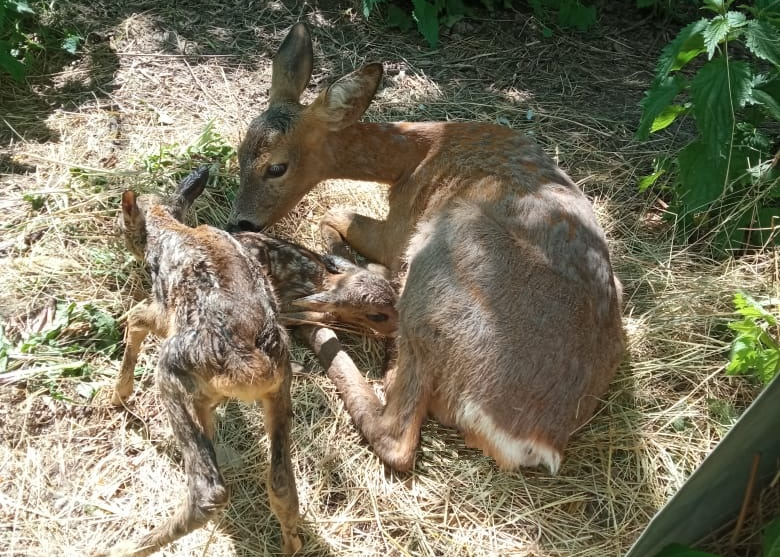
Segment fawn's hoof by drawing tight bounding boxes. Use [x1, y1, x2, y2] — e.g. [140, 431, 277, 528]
[282, 533, 303, 555]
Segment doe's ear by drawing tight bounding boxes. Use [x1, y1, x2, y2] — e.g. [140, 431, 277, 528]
[269, 22, 314, 104]
[312, 63, 384, 131]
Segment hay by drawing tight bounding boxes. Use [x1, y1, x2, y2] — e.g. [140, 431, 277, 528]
[0, 2, 773, 556]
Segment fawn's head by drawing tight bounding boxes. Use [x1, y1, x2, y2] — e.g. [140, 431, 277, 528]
[293, 261, 399, 336]
[231, 23, 384, 232]
[118, 166, 210, 259]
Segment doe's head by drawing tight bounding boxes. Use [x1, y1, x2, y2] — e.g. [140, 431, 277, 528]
[231, 22, 384, 232]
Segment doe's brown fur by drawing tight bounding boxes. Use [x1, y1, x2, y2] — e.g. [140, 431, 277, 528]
[231, 24, 625, 474]
[99, 167, 301, 557]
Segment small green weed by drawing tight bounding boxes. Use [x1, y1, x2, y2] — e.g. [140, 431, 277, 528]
[726, 291, 780, 385]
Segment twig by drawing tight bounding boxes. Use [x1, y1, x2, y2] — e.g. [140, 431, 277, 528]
[730, 452, 762, 548]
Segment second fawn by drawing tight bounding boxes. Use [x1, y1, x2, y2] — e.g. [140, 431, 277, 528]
[100, 167, 301, 557]
[229, 23, 625, 474]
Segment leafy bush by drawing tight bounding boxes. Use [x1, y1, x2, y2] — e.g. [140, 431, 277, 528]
[636, 0, 780, 252]
[0, 0, 36, 80]
[0, 0, 82, 81]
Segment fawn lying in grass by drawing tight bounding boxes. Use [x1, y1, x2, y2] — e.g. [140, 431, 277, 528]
[101, 166, 301, 557]
[229, 231, 398, 337]
[230, 23, 625, 474]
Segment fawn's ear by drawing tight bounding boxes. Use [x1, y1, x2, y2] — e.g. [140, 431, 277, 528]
[269, 22, 313, 104]
[121, 190, 141, 227]
[170, 165, 209, 220]
[311, 63, 383, 131]
[291, 292, 340, 312]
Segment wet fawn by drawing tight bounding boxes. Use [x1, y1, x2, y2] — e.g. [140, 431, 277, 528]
[101, 167, 301, 556]
[229, 23, 625, 474]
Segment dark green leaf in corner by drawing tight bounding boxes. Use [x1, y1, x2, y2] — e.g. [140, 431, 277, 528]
[764, 515, 780, 557]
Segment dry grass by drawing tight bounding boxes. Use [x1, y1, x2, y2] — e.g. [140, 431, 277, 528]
[0, 1, 775, 556]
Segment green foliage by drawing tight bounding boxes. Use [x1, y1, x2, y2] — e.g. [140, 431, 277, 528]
[0, 0, 83, 81]
[0, 301, 122, 400]
[636, 1, 780, 251]
[726, 292, 780, 385]
[361, 0, 597, 47]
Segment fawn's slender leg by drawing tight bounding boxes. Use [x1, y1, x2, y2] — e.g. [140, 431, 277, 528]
[129, 341, 228, 557]
[261, 360, 302, 555]
[113, 301, 163, 405]
[300, 326, 427, 472]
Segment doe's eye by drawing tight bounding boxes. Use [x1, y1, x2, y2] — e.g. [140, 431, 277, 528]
[366, 313, 389, 322]
[267, 163, 287, 178]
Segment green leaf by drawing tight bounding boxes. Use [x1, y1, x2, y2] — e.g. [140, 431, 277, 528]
[638, 169, 666, 192]
[11, 0, 34, 14]
[733, 292, 777, 322]
[61, 34, 81, 55]
[676, 140, 728, 212]
[745, 19, 780, 66]
[651, 543, 722, 557]
[764, 515, 780, 557]
[655, 18, 708, 79]
[0, 45, 25, 81]
[636, 75, 687, 140]
[651, 104, 688, 133]
[386, 4, 415, 31]
[412, 0, 441, 47]
[557, 0, 597, 32]
[751, 88, 780, 120]
[690, 58, 753, 158]
[702, 0, 726, 13]
[703, 12, 747, 59]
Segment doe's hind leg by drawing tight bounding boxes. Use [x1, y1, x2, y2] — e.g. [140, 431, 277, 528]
[261, 361, 301, 555]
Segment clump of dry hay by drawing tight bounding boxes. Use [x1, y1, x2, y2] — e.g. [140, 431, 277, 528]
[0, 2, 774, 557]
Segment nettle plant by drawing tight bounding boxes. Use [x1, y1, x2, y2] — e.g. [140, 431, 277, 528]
[637, 0, 780, 252]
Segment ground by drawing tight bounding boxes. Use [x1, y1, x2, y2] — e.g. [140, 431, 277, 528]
[0, 1, 776, 556]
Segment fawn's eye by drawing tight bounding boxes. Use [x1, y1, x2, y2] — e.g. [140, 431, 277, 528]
[266, 163, 287, 178]
[367, 313, 389, 322]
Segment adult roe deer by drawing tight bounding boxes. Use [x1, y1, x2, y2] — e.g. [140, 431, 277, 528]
[231, 23, 625, 474]
[101, 167, 301, 556]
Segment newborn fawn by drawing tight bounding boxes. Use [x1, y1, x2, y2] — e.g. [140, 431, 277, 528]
[102, 166, 301, 556]
[231, 230, 398, 337]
